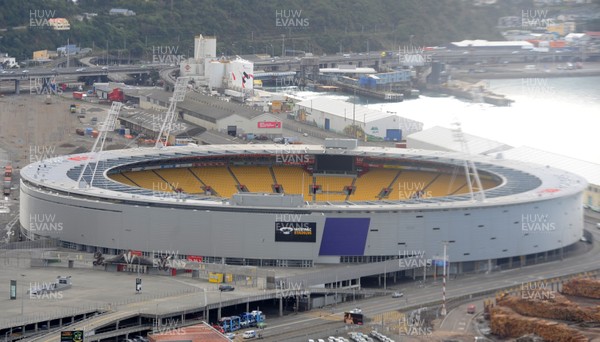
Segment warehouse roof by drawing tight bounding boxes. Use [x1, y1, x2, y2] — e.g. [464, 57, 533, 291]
[451, 40, 534, 48]
[319, 67, 377, 74]
[296, 97, 422, 127]
[143, 89, 264, 122]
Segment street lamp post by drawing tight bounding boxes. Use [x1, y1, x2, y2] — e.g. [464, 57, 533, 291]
[440, 240, 454, 316]
[20, 274, 25, 316]
[218, 290, 222, 320]
[441, 243, 447, 316]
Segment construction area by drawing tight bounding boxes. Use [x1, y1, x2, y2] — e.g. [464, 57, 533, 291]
[484, 277, 600, 342]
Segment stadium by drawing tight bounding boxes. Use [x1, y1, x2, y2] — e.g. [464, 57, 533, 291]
[19, 140, 586, 273]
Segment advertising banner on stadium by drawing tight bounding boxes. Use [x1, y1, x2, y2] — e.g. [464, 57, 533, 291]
[275, 222, 316, 242]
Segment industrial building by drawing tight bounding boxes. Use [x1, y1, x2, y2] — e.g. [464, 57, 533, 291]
[449, 39, 534, 51]
[180, 35, 255, 94]
[140, 89, 282, 138]
[117, 108, 205, 146]
[295, 97, 422, 140]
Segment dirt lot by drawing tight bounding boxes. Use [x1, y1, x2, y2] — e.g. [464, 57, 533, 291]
[0, 93, 128, 170]
[0, 94, 86, 168]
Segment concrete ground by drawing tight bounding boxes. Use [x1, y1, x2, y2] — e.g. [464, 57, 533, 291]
[0, 251, 264, 329]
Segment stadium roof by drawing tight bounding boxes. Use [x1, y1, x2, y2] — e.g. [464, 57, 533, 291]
[491, 146, 600, 186]
[406, 126, 513, 155]
[19, 144, 586, 210]
[296, 97, 422, 126]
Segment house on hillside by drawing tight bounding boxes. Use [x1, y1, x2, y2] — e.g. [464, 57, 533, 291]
[109, 8, 136, 16]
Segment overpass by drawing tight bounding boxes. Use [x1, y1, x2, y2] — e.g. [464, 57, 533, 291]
[0, 65, 162, 94]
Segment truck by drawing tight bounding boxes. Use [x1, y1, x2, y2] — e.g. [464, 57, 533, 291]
[3, 165, 12, 196]
[73, 92, 85, 100]
[108, 88, 124, 103]
[239, 310, 265, 328]
[218, 316, 241, 332]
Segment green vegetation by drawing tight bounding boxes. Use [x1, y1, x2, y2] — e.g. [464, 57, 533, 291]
[0, 0, 579, 61]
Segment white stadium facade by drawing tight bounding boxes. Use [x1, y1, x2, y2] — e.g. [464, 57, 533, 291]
[19, 142, 586, 273]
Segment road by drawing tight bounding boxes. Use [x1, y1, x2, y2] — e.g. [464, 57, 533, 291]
[254, 218, 600, 341]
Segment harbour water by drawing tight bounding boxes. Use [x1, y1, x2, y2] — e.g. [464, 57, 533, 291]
[294, 76, 600, 164]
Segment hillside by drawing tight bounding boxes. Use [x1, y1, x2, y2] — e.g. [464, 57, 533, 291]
[0, 0, 531, 61]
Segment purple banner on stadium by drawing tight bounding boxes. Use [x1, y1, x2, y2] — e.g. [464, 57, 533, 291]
[318, 218, 370, 256]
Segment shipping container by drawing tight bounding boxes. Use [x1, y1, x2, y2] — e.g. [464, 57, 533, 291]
[549, 40, 566, 48]
[209, 272, 224, 283]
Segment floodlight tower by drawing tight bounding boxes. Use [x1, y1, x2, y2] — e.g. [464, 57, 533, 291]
[451, 122, 485, 201]
[155, 77, 190, 148]
[76, 101, 123, 188]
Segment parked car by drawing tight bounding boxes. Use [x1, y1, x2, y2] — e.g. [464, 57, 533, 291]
[219, 284, 235, 292]
[225, 332, 236, 340]
[243, 330, 256, 339]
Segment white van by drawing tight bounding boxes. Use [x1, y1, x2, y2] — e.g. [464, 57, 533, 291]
[243, 330, 256, 339]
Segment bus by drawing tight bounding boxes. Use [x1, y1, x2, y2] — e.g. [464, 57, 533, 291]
[344, 308, 364, 325]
